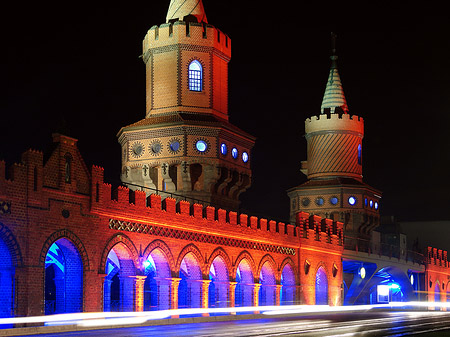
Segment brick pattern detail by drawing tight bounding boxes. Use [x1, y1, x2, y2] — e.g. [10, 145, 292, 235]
[109, 219, 296, 256]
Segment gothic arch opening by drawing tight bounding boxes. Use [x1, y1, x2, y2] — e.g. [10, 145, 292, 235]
[315, 267, 328, 305]
[235, 259, 254, 307]
[0, 237, 14, 318]
[208, 256, 229, 308]
[104, 243, 137, 312]
[143, 248, 171, 311]
[44, 238, 83, 315]
[178, 252, 202, 309]
[259, 261, 276, 306]
[281, 263, 296, 305]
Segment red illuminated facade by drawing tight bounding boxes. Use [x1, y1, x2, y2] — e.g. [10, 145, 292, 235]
[0, 0, 448, 319]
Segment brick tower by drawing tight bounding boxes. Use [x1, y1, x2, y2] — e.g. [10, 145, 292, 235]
[117, 0, 255, 210]
[288, 34, 381, 243]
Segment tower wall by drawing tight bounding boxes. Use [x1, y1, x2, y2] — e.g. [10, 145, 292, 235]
[143, 22, 231, 120]
[305, 113, 364, 181]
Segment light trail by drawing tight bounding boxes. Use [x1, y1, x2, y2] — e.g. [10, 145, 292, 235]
[1, 301, 450, 330]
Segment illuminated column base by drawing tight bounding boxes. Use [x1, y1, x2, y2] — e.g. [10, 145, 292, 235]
[275, 285, 282, 306]
[229, 281, 237, 314]
[170, 278, 181, 318]
[253, 283, 261, 314]
[133, 276, 147, 312]
[201, 280, 211, 317]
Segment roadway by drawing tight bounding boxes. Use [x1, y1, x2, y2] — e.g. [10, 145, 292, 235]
[10, 310, 450, 337]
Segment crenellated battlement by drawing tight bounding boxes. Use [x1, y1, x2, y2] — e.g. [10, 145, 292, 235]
[305, 113, 364, 136]
[142, 21, 231, 61]
[296, 211, 344, 248]
[427, 246, 449, 268]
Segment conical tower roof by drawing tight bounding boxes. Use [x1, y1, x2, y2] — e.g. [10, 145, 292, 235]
[166, 0, 208, 23]
[320, 34, 348, 114]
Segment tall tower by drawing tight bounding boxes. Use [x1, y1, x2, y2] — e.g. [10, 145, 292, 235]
[117, 0, 255, 210]
[288, 34, 381, 242]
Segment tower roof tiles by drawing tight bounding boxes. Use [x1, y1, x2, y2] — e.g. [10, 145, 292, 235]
[166, 0, 208, 23]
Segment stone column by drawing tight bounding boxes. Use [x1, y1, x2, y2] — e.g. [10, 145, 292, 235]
[253, 283, 262, 314]
[201, 279, 211, 316]
[133, 275, 147, 312]
[229, 281, 237, 314]
[275, 284, 282, 306]
[170, 277, 181, 318]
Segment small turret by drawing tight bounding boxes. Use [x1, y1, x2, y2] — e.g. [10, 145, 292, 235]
[166, 0, 208, 23]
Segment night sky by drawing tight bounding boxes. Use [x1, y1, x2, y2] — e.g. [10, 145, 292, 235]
[1, 3, 449, 223]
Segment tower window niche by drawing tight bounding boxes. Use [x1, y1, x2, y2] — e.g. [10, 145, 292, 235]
[188, 60, 203, 92]
[64, 153, 72, 184]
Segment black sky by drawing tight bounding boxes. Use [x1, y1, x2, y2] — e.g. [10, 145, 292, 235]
[1, 3, 449, 223]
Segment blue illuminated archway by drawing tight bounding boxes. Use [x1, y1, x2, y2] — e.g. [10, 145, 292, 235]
[104, 243, 137, 312]
[259, 261, 276, 306]
[281, 263, 296, 305]
[178, 252, 202, 309]
[235, 259, 254, 307]
[143, 248, 171, 311]
[0, 237, 14, 318]
[44, 238, 83, 315]
[315, 267, 328, 305]
[208, 256, 229, 308]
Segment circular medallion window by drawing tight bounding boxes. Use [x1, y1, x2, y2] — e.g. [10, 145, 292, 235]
[169, 139, 181, 154]
[374, 202, 379, 210]
[220, 143, 227, 155]
[150, 140, 162, 156]
[316, 197, 324, 206]
[195, 139, 209, 153]
[242, 151, 249, 163]
[330, 197, 338, 205]
[369, 200, 373, 208]
[231, 147, 238, 159]
[131, 142, 144, 158]
[302, 198, 310, 207]
[348, 196, 357, 206]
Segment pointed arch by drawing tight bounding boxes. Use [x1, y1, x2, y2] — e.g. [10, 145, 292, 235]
[0, 222, 23, 267]
[99, 234, 139, 274]
[39, 229, 89, 271]
[143, 239, 176, 274]
[257, 254, 277, 282]
[233, 251, 256, 282]
[175, 243, 205, 276]
[206, 247, 232, 276]
[280, 257, 297, 284]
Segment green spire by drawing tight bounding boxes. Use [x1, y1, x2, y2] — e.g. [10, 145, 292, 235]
[320, 33, 348, 114]
[166, 0, 208, 23]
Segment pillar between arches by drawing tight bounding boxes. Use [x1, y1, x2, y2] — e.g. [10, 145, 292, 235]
[170, 277, 181, 318]
[201, 279, 211, 317]
[275, 284, 282, 306]
[229, 281, 237, 315]
[131, 275, 147, 312]
[253, 283, 262, 314]
[84, 272, 106, 312]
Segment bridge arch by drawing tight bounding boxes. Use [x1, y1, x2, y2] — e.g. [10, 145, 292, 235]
[177, 244, 204, 309]
[258, 255, 277, 306]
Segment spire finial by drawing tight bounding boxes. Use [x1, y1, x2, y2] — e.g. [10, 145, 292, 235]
[320, 32, 349, 114]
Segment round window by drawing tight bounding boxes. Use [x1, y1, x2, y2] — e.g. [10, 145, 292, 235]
[369, 200, 373, 208]
[220, 143, 227, 155]
[302, 198, 310, 207]
[169, 140, 180, 153]
[316, 197, 324, 206]
[348, 196, 357, 206]
[242, 151, 249, 163]
[196, 140, 208, 153]
[374, 202, 379, 210]
[132, 143, 144, 157]
[231, 147, 238, 159]
[151, 141, 162, 155]
[365, 198, 368, 207]
[330, 197, 338, 205]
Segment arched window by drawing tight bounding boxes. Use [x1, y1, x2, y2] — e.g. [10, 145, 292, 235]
[357, 144, 362, 165]
[189, 60, 202, 92]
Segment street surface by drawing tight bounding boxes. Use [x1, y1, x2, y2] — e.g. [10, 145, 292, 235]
[12, 310, 450, 337]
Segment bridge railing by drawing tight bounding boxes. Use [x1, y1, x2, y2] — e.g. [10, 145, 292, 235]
[344, 236, 424, 265]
